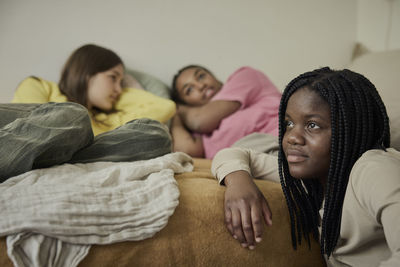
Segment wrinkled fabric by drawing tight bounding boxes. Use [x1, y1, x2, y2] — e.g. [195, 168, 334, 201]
[0, 102, 172, 182]
[1, 152, 193, 267]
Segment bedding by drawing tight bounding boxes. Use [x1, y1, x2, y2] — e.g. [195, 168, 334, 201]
[0, 153, 192, 267]
[1, 157, 325, 267]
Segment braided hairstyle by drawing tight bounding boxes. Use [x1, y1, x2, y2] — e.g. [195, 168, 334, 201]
[171, 65, 214, 103]
[278, 67, 390, 257]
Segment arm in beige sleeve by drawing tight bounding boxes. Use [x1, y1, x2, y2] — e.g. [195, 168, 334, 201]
[211, 147, 279, 185]
[377, 159, 400, 266]
[353, 149, 400, 267]
[380, 203, 400, 267]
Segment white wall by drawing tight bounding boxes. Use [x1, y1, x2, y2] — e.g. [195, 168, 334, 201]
[0, 0, 358, 102]
[357, 0, 400, 51]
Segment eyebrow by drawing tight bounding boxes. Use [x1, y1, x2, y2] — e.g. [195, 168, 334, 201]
[285, 113, 327, 120]
[194, 68, 202, 77]
[181, 68, 202, 92]
[110, 70, 123, 77]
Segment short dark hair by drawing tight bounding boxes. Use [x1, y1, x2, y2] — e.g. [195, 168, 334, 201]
[278, 67, 390, 257]
[170, 65, 213, 103]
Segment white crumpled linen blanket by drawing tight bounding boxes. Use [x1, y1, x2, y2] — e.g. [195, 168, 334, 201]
[0, 152, 193, 267]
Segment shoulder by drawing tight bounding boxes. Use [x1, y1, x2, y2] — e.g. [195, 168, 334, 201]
[226, 66, 261, 81]
[13, 76, 61, 103]
[18, 76, 55, 87]
[118, 88, 175, 107]
[351, 148, 400, 180]
[224, 66, 275, 90]
[349, 148, 400, 216]
[220, 66, 266, 95]
[116, 88, 176, 123]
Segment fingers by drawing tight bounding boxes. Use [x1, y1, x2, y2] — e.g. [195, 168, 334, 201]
[223, 179, 272, 250]
[250, 204, 264, 243]
[226, 200, 271, 249]
[224, 207, 233, 236]
[261, 198, 273, 226]
[228, 203, 256, 249]
[231, 208, 247, 246]
[241, 206, 256, 249]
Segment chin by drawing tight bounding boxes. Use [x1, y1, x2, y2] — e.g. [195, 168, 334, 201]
[98, 104, 113, 112]
[288, 166, 306, 180]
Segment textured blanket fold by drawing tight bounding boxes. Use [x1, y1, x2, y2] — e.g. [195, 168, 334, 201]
[0, 152, 193, 267]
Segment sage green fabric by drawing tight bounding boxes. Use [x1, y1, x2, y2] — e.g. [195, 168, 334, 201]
[0, 102, 172, 182]
[126, 69, 171, 99]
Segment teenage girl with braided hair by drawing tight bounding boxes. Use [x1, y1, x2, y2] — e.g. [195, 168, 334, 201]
[211, 67, 400, 266]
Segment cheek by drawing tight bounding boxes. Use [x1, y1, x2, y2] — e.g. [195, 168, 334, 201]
[87, 87, 96, 103]
[319, 135, 331, 158]
[209, 77, 220, 87]
[186, 92, 203, 105]
[87, 85, 110, 106]
[310, 137, 331, 173]
[282, 133, 289, 153]
[310, 139, 330, 159]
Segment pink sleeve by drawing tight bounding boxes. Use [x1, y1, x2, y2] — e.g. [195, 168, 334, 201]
[212, 67, 280, 108]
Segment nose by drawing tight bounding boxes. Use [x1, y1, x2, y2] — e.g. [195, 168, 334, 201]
[286, 126, 305, 145]
[195, 81, 206, 92]
[115, 82, 122, 95]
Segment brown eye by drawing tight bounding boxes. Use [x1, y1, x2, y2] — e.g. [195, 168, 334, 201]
[286, 120, 294, 128]
[307, 122, 320, 129]
[186, 87, 193, 95]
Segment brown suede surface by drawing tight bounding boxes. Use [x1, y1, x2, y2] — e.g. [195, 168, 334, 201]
[0, 158, 325, 267]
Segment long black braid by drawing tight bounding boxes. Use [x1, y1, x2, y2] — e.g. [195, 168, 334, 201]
[278, 67, 390, 257]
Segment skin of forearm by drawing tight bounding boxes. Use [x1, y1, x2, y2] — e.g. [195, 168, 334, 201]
[178, 100, 241, 134]
[178, 105, 214, 133]
[171, 115, 204, 157]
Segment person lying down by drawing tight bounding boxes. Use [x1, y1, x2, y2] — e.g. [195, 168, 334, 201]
[170, 65, 282, 158]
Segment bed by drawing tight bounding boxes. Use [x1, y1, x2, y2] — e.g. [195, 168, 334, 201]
[1, 48, 399, 267]
[0, 158, 325, 267]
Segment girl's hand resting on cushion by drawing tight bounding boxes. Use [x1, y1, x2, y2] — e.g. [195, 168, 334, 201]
[224, 170, 272, 250]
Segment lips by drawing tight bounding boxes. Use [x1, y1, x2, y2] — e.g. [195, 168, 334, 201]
[204, 88, 215, 99]
[286, 149, 308, 163]
[110, 95, 118, 102]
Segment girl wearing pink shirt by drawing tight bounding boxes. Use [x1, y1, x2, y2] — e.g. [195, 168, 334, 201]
[171, 65, 281, 158]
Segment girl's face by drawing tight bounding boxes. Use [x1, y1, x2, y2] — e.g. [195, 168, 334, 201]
[282, 87, 331, 185]
[175, 67, 223, 106]
[87, 64, 124, 111]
